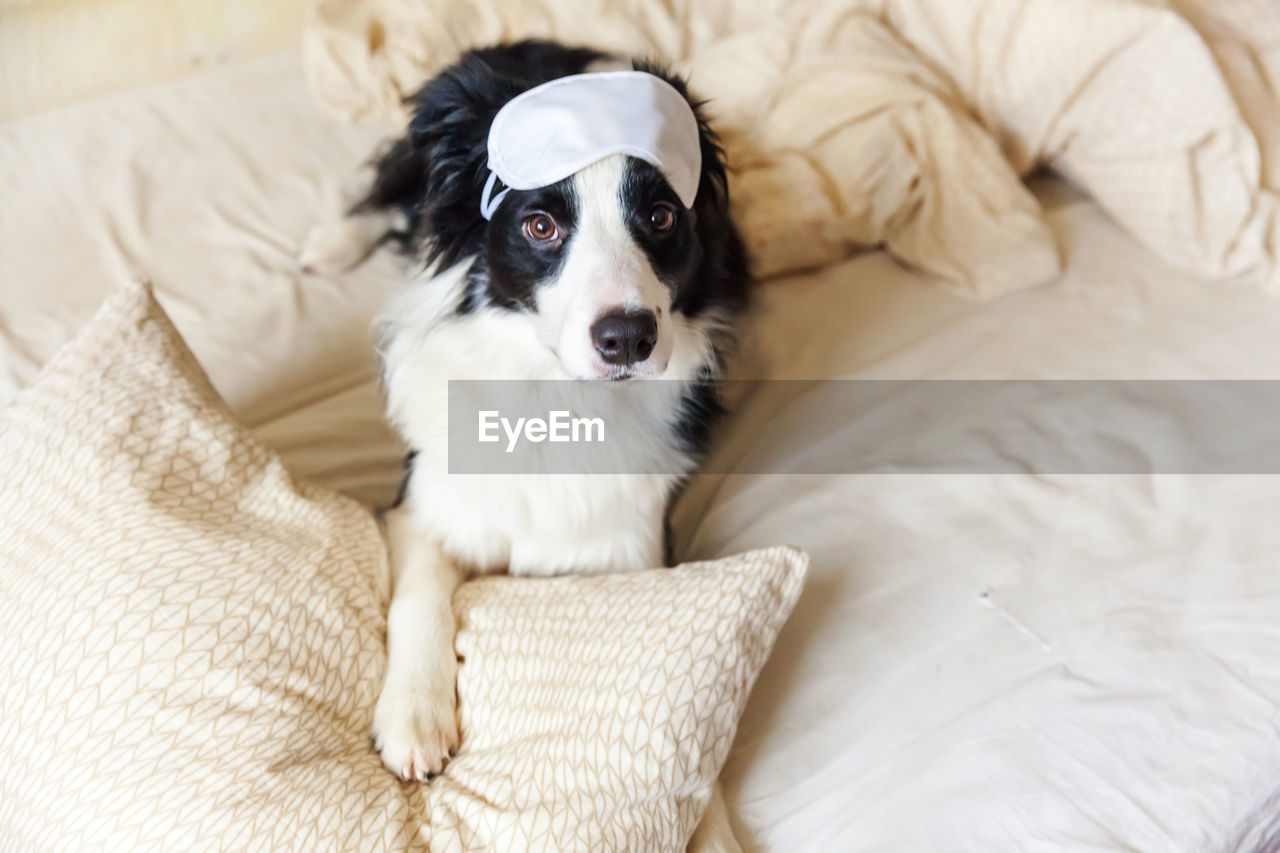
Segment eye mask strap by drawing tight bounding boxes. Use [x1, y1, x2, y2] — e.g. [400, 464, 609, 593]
[480, 171, 511, 220]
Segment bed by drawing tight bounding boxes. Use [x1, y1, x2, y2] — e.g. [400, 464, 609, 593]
[3, 11, 1280, 853]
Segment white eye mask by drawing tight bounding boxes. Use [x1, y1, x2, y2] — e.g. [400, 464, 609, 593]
[480, 70, 703, 220]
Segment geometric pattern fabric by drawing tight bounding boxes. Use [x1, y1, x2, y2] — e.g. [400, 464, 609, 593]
[0, 280, 806, 852]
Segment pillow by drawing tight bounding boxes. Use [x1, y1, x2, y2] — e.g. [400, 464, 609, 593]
[682, 10, 1061, 295]
[0, 280, 808, 851]
[879, 0, 1279, 287]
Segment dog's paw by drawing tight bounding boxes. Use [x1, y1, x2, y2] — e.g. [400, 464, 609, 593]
[298, 220, 377, 275]
[372, 675, 460, 782]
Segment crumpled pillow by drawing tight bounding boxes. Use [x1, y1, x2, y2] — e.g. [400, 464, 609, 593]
[303, 0, 1280, 296]
[0, 280, 808, 852]
[877, 0, 1280, 289]
[683, 8, 1059, 295]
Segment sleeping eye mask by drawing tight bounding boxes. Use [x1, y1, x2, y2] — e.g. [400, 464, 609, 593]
[480, 71, 703, 220]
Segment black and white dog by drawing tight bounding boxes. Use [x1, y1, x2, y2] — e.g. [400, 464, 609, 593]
[304, 40, 749, 845]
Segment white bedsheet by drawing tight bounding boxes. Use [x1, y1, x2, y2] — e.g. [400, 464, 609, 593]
[2, 52, 1278, 852]
[678, 186, 1280, 851]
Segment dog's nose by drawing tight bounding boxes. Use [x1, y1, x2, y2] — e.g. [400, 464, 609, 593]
[590, 309, 658, 366]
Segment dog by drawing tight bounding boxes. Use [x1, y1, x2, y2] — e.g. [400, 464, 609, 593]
[302, 39, 750, 850]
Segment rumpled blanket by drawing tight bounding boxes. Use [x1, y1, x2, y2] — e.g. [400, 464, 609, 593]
[302, 0, 1280, 298]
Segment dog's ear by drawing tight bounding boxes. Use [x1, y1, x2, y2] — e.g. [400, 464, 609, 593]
[357, 41, 610, 271]
[633, 61, 750, 314]
[354, 58, 511, 271]
[631, 61, 733, 218]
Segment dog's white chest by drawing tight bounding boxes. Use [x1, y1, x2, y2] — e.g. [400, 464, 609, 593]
[407, 470, 673, 575]
[379, 269, 693, 575]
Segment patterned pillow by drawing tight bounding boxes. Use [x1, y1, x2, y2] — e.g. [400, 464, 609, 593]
[0, 281, 808, 852]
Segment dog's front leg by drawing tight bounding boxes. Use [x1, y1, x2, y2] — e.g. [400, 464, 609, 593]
[373, 504, 462, 781]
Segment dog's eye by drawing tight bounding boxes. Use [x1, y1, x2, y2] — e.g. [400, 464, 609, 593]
[522, 213, 560, 244]
[648, 203, 677, 233]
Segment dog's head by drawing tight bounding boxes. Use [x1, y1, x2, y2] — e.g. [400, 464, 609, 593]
[363, 41, 748, 381]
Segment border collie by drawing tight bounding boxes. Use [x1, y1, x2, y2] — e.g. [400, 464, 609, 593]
[304, 39, 750, 847]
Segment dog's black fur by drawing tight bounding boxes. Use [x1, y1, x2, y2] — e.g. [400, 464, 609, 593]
[355, 40, 748, 338]
[358, 39, 750, 464]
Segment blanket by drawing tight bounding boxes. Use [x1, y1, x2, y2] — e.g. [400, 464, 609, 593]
[301, 0, 1280, 298]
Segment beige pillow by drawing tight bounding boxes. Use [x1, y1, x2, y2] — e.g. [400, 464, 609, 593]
[0, 281, 808, 851]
